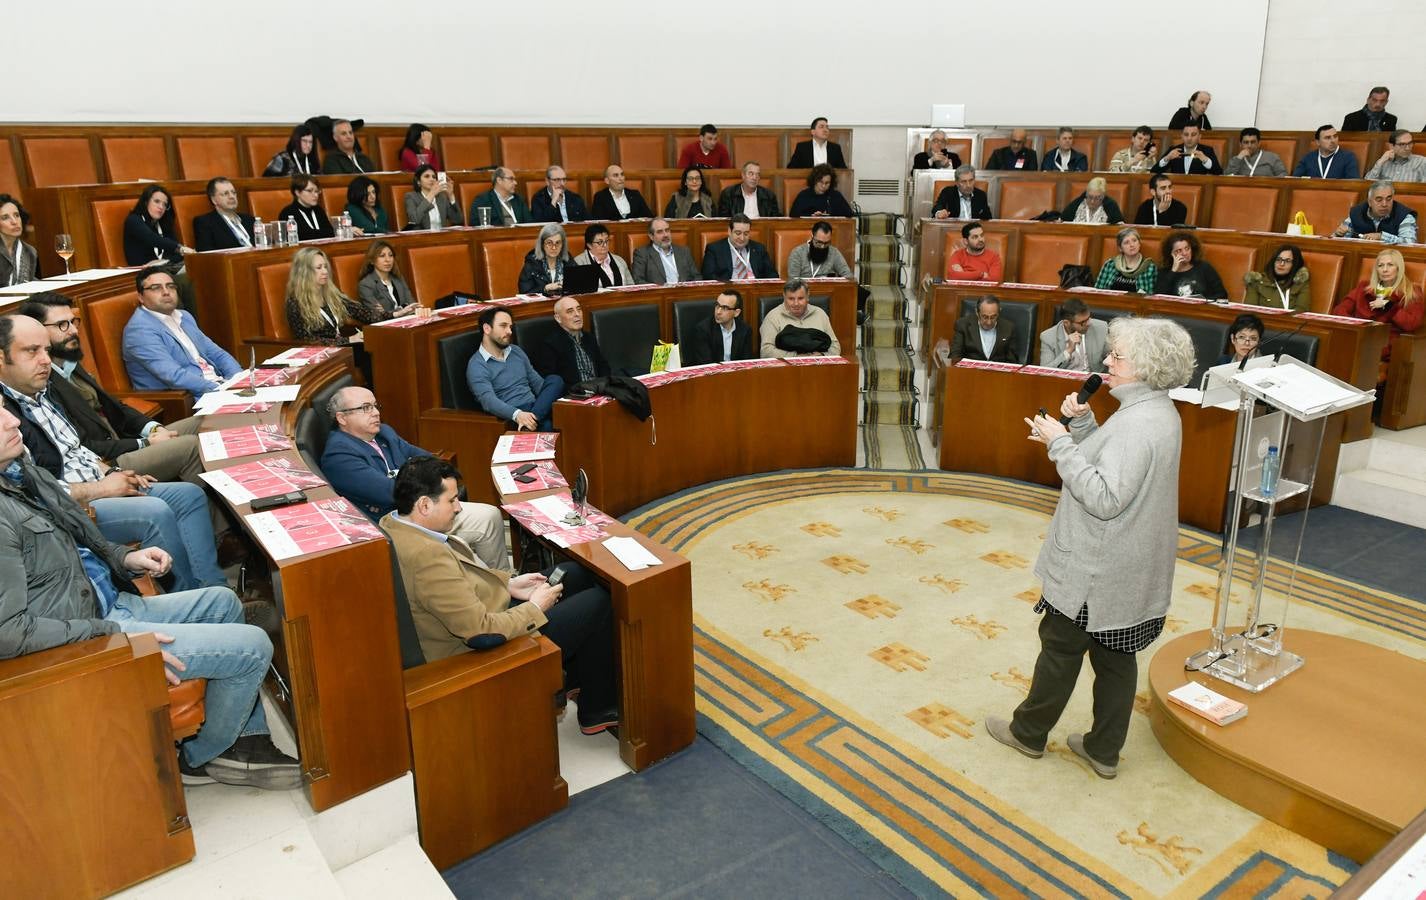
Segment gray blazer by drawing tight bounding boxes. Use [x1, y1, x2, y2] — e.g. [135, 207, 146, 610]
[1035, 382, 1182, 631]
[357, 271, 416, 318]
[403, 190, 464, 229]
[572, 249, 634, 288]
[1038, 318, 1108, 373]
[630, 243, 697, 284]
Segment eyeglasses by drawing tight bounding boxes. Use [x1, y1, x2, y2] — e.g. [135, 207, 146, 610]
[715, 302, 739, 312]
[1275, 255, 1295, 264]
[589, 238, 610, 246]
[1233, 334, 1260, 344]
[338, 402, 381, 415]
[45, 316, 82, 332]
[141, 282, 176, 293]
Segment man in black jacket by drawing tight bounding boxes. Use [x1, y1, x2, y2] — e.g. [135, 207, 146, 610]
[986, 129, 1038, 171]
[788, 117, 846, 168]
[949, 296, 1018, 364]
[589, 165, 653, 221]
[192, 178, 256, 252]
[1342, 87, 1397, 132]
[933, 165, 994, 220]
[684, 289, 754, 366]
[533, 295, 611, 388]
[701, 215, 778, 281]
[531, 166, 588, 224]
[716, 163, 781, 218]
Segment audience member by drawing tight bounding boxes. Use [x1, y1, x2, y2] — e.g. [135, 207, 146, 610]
[403, 165, 463, 230]
[124, 185, 195, 266]
[381, 456, 618, 734]
[716, 162, 781, 218]
[631, 218, 696, 285]
[678, 124, 731, 170]
[534, 295, 612, 387]
[986, 129, 1037, 171]
[356, 240, 418, 319]
[1169, 91, 1213, 130]
[789, 164, 855, 218]
[519, 224, 572, 296]
[571, 224, 633, 290]
[321, 118, 375, 175]
[684, 289, 754, 365]
[1332, 181, 1418, 245]
[788, 221, 854, 280]
[0, 195, 39, 286]
[398, 123, 443, 172]
[321, 386, 507, 568]
[760, 279, 840, 358]
[192, 178, 255, 251]
[1154, 231, 1227, 299]
[702, 214, 777, 281]
[1225, 128, 1288, 177]
[1332, 248, 1423, 369]
[1292, 126, 1360, 179]
[465, 307, 564, 431]
[263, 123, 321, 177]
[1153, 125, 1219, 175]
[1216, 313, 1264, 365]
[788, 117, 846, 168]
[285, 247, 380, 347]
[1040, 128, 1089, 172]
[590, 165, 653, 221]
[1094, 227, 1158, 292]
[1365, 130, 1426, 182]
[123, 269, 240, 399]
[913, 130, 961, 170]
[469, 168, 532, 226]
[1038, 297, 1107, 373]
[0, 404, 299, 789]
[344, 176, 388, 234]
[531, 166, 588, 224]
[1061, 177, 1123, 224]
[1107, 127, 1158, 173]
[932, 165, 993, 220]
[1134, 174, 1189, 227]
[664, 167, 714, 219]
[1243, 244, 1311, 311]
[279, 175, 337, 241]
[1342, 87, 1396, 132]
[950, 296, 1017, 363]
[943, 221, 1002, 282]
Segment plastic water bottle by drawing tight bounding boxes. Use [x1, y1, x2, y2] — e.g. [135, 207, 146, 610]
[339, 211, 352, 239]
[253, 217, 267, 248]
[1260, 446, 1281, 497]
[286, 217, 298, 245]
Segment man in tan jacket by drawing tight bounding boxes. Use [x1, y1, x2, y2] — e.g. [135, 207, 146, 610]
[380, 456, 618, 735]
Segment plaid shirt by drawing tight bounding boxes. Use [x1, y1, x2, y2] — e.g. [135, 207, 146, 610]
[0, 382, 106, 483]
[1035, 596, 1165, 654]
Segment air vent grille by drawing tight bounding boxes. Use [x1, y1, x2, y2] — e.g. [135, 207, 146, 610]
[856, 179, 900, 197]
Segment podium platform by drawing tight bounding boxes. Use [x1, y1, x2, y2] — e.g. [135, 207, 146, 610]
[1149, 629, 1426, 863]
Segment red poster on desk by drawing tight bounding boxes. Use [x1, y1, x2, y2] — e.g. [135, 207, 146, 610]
[203, 401, 276, 415]
[199, 425, 293, 462]
[244, 498, 384, 561]
[198, 457, 327, 505]
[492, 432, 558, 463]
[491, 460, 569, 495]
[264, 346, 343, 366]
[220, 367, 299, 390]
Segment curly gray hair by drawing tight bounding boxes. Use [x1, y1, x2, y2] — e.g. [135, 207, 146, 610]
[1107, 317, 1196, 390]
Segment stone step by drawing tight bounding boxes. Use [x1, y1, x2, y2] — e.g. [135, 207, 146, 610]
[1332, 467, 1426, 530]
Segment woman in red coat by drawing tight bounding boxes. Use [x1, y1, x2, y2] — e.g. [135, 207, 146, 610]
[1332, 248, 1424, 373]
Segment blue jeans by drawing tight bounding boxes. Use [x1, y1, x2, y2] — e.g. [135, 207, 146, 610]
[526, 375, 565, 431]
[92, 482, 226, 590]
[108, 587, 272, 767]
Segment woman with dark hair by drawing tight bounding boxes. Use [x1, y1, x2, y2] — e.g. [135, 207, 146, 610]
[1243, 244, 1311, 311]
[279, 175, 336, 241]
[0, 194, 39, 286]
[663, 166, 714, 219]
[1168, 91, 1213, 131]
[403, 164, 463, 230]
[789, 164, 855, 218]
[357, 240, 418, 318]
[1154, 231, 1227, 299]
[345, 176, 387, 235]
[399, 124, 443, 172]
[1216, 313, 1265, 365]
[263, 124, 321, 177]
[123, 185, 194, 266]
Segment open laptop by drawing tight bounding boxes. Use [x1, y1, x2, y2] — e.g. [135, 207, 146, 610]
[561, 263, 602, 296]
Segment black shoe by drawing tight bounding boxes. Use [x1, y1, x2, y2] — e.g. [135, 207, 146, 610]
[203, 734, 303, 790]
[242, 600, 282, 641]
[578, 706, 619, 736]
[177, 751, 215, 786]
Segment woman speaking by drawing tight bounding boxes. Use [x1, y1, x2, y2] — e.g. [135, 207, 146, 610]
[985, 316, 1196, 780]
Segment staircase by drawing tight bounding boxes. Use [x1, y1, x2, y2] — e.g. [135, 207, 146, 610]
[1333, 426, 1426, 529]
[857, 213, 925, 468]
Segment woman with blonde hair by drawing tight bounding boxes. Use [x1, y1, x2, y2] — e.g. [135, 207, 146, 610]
[285, 247, 378, 382]
[1332, 248, 1423, 370]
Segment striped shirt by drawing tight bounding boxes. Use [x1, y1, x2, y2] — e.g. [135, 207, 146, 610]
[0, 382, 106, 483]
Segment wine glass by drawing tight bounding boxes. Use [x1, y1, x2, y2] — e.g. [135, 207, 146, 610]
[54, 234, 74, 277]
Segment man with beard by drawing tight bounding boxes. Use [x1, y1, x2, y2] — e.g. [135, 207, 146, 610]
[631, 218, 697, 284]
[1133, 174, 1189, 228]
[465, 308, 563, 432]
[786, 221, 867, 324]
[943, 221, 1002, 282]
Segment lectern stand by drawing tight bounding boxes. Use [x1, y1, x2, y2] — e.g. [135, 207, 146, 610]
[1185, 355, 1375, 692]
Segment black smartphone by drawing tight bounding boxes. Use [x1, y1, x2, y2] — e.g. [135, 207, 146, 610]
[513, 463, 537, 476]
[513, 474, 536, 484]
[546, 564, 571, 588]
[249, 490, 307, 511]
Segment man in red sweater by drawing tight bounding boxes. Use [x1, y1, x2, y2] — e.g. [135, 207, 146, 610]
[678, 124, 732, 169]
[944, 221, 1003, 282]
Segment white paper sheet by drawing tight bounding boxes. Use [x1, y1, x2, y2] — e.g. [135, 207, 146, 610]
[193, 384, 302, 412]
[602, 536, 661, 571]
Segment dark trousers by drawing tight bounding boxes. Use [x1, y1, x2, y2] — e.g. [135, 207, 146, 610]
[536, 563, 617, 714]
[510, 375, 565, 432]
[1010, 608, 1138, 765]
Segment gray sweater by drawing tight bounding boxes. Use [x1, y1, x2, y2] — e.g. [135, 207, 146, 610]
[1034, 382, 1182, 631]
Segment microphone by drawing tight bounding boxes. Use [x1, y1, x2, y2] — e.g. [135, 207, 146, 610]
[1059, 374, 1103, 426]
[1257, 318, 1310, 365]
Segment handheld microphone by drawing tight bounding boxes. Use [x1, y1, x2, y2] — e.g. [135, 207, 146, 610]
[1059, 374, 1103, 426]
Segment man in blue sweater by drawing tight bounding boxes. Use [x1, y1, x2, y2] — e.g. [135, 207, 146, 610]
[465, 308, 564, 431]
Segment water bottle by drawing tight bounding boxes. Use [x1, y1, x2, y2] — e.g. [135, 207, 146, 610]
[339, 211, 352, 239]
[253, 217, 267, 248]
[1259, 445, 1281, 497]
[286, 217, 298, 245]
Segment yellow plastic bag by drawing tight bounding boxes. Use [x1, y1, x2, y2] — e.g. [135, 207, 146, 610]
[1286, 211, 1314, 236]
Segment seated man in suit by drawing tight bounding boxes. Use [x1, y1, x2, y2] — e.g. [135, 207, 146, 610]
[589, 165, 652, 221]
[570, 224, 633, 290]
[788, 117, 846, 168]
[913, 130, 961, 171]
[1292, 125, 1361, 179]
[0, 404, 301, 789]
[1040, 127, 1089, 172]
[684, 289, 754, 366]
[933, 165, 993, 220]
[1154, 125, 1219, 176]
[1342, 86, 1396, 133]
[531, 166, 588, 224]
[320, 386, 506, 569]
[466, 308, 564, 432]
[122, 269, 242, 400]
[381, 456, 618, 734]
[320, 118, 376, 175]
[1038, 297, 1107, 374]
[702, 214, 778, 282]
[716, 162, 781, 219]
[986, 129, 1037, 171]
[950, 296, 1018, 364]
[469, 168, 532, 227]
[631, 218, 697, 285]
[192, 177, 255, 251]
[760, 279, 840, 359]
[534, 295, 612, 387]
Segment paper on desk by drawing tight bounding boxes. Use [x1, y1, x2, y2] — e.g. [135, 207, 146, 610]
[193, 384, 302, 412]
[52, 268, 137, 281]
[1233, 365, 1359, 415]
[1169, 386, 1239, 411]
[264, 346, 342, 367]
[492, 432, 557, 463]
[220, 367, 298, 390]
[0, 278, 87, 295]
[602, 536, 661, 571]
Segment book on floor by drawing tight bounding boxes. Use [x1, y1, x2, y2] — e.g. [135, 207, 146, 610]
[1167, 682, 1248, 725]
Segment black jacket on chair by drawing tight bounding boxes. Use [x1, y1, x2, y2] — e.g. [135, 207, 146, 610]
[683, 317, 754, 366]
[192, 210, 256, 251]
[787, 140, 846, 168]
[532, 328, 611, 388]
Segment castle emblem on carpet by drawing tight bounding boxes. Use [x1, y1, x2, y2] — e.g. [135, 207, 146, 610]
[823, 554, 870, 575]
[870, 643, 930, 672]
[845, 595, 900, 619]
